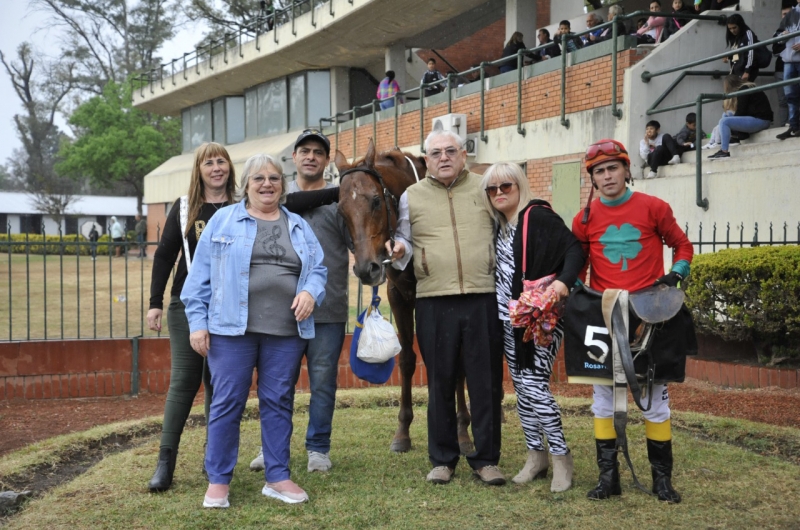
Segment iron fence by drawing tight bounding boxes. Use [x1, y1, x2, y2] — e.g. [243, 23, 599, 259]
[684, 221, 800, 254]
[0, 222, 387, 342]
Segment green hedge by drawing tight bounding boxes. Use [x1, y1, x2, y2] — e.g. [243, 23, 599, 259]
[685, 246, 800, 364]
[0, 233, 132, 256]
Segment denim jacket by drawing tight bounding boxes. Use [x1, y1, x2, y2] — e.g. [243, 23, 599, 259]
[181, 200, 327, 339]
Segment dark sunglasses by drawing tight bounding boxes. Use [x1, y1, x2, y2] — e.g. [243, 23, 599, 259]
[485, 182, 515, 197]
[585, 141, 626, 161]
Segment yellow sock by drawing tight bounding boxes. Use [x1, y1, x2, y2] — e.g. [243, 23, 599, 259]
[594, 417, 616, 440]
[645, 419, 672, 442]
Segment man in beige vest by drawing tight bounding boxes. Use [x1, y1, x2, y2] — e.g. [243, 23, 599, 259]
[388, 130, 506, 485]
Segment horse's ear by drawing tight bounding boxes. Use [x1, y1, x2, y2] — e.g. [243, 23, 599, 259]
[365, 139, 376, 169]
[333, 150, 350, 171]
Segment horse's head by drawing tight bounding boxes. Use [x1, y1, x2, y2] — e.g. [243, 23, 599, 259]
[336, 139, 425, 286]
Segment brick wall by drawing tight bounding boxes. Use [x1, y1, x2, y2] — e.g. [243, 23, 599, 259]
[416, 19, 506, 76]
[330, 49, 642, 169]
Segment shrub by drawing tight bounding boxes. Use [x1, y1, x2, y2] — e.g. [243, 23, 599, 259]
[0, 233, 130, 256]
[685, 246, 800, 365]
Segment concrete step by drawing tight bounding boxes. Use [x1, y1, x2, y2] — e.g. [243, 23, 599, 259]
[641, 149, 798, 180]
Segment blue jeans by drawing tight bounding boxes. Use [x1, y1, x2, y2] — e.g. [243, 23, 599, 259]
[379, 100, 395, 110]
[784, 62, 800, 130]
[205, 332, 306, 484]
[719, 116, 771, 150]
[299, 322, 346, 453]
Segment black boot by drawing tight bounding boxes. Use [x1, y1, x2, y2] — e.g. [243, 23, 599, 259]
[586, 439, 622, 500]
[647, 439, 681, 503]
[148, 447, 177, 492]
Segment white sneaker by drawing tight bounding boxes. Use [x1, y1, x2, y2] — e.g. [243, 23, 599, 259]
[668, 154, 681, 165]
[646, 170, 658, 179]
[307, 450, 331, 472]
[262, 483, 309, 504]
[702, 142, 718, 150]
[249, 448, 265, 471]
[203, 495, 229, 508]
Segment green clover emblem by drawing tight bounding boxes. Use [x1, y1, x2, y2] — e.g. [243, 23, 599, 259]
[600, 223, 642, 271]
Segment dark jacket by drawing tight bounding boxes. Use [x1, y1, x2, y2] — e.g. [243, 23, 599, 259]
[662, 7, 693, 41]
[675, 123, 701, 145]
[500, 41, 527, 72]
[421, 69, 445, 96]
[555, 32, 584, 54]
[532, 40, 561, 62]
[731, 29, 760, 79]
[735, 87, 774, 123]
[510, 200, 585, 371]
[593, 20, 627, 44]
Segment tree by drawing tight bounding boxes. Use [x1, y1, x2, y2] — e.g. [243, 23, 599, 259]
[31, 0, 177, 95]
[57, 81, 181, 214]
[0, 43, 80, 224]
[185, 0, 297, 47]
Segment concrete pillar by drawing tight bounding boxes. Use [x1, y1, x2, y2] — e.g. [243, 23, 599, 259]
[549, 0, 586, 28]
[384, 43, 411, 94]
[506, 0, 538, 45]
[330, 67, 350, 116]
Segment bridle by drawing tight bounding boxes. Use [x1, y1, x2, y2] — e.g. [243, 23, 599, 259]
[338, 156, 421, 251]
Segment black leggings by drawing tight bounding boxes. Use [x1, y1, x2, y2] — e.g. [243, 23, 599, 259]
[158, 296, 213, 450]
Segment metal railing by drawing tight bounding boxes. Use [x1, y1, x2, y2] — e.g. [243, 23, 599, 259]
[644, 28, 800, 210]
[320, 10, 727, 154]
[131, 0, 330, 99]
[685, 221, 800, 254]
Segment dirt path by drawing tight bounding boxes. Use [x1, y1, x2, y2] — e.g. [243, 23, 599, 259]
[1, 379, 799, 457]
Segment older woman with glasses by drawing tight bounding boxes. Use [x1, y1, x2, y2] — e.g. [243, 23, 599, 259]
[481, 162, 584, 493]
[182, 153, 327, 508]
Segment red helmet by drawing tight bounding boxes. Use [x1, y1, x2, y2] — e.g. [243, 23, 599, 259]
[584, 139, 631, 173]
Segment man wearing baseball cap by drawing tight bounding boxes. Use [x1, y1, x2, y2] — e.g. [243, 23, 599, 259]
[570, 139, 694, 503]
[250, 128, 350, 474]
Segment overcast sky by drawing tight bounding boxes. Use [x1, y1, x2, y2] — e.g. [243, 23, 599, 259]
[0, 2, 204, 170]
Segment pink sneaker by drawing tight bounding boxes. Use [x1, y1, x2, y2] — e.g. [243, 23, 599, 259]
[262, 480, 309, 504]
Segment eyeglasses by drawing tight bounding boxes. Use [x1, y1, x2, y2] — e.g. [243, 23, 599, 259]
[585, 141, 626, 161]
[427, 147, 460, 160]
[251, 174, 282, 185]
[485, 182, 515, 197]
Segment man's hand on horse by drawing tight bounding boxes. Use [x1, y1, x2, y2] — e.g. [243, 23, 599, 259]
[653, 271, 683, 288]
[385, 240, 405, 261]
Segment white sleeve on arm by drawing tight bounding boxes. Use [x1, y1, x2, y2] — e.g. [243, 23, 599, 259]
[392, 192, 413, 270]
[639, 139, 650, 161]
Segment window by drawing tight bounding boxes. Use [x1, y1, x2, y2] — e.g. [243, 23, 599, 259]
[257, 78, 288, 136]
[181, 102, 213, 152]
[64, 216, 78, 235]
[20, 214, 43, 235]
[0, 214, 7, 234]
[307, 71, 331, 129]
[245, 88, 258, 140]
[226, 97, 245, 144]
[289, 73, 306, 131]
[213, 99, 226, 143]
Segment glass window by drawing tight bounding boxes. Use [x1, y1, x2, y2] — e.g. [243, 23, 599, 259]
[245, 88, 258, 139]
[258, 78, 287, 136]
[190, 102, 212, 149]
[307, 70, 331, 129]
[182, 109, 192, 152]
[289, 73, 306, 131]
[212, 99, 226, 143]
[226, 97, 245, 145]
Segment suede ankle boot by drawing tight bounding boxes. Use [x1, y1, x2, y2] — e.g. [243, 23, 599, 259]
[148, 447, 177, 492]
[586, 439, 621, 500]
[550, 451, 573, 492]
[512, 449, 549, 484]
[647, 438, 681, 503]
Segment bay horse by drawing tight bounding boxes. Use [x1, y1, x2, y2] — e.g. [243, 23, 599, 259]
[335, 139, 474, 454]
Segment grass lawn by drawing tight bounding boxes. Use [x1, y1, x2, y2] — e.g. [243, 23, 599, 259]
[3, 390, 800, 529]
[0, 253, 388, 341]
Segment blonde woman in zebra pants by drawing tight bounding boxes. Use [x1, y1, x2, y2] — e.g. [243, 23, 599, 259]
[481, 163, 585, 492]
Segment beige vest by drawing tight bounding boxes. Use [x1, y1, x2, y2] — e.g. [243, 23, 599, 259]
[406, 169, 496, 298]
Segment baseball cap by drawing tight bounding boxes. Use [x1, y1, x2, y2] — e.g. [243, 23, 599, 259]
[294, 128, 330, 155]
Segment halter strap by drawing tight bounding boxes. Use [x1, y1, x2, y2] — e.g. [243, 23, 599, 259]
[339, 165, 399, 245]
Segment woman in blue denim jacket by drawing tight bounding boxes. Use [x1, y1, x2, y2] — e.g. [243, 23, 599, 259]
[182, 154, 327, 508]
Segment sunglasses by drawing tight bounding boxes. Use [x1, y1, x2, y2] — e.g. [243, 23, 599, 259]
[585, 141, 626, 161]
[485, 182, 515, 197]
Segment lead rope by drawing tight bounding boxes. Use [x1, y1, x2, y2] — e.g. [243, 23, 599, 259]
[404, 156, 420, 182]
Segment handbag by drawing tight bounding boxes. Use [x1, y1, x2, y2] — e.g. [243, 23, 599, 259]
[350, 286, 396, 384]
[508, 205, 565, 347]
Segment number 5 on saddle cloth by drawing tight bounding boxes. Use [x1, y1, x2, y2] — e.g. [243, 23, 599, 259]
[564, 283, 697, 492]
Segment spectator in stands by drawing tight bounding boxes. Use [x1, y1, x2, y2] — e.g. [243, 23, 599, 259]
[676, 112, 702, 149]
[421, 58, 446, 97]
[636, 18, 648, 32]
[639, 120, 688, 179]
[771, 2, 795, 128]
[592, 5, 628, 44]
[377, 71, 403, 110]
[583, 13, 604, 46]
[532, 29, 561, 62]
[556, 20, 583, 53]
[637, 1, 667, 44]
[662, 0, 693, 41]
[775, 0, 800, 140]
[708, 75, 774, 159]
[703, 83, 738, 150]
[724, 14, 761, 81]
[500, 32, 528, 74]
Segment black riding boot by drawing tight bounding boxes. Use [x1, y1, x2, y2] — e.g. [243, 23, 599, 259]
[586, 439, 622, 500]
[148, 447, 177, 492]
[647, 439, 681, 503]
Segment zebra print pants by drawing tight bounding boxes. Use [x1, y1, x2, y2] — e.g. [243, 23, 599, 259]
[503, 319, 569, 456]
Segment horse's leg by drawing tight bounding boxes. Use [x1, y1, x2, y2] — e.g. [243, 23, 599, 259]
[456, 360, 475, 455]
[388, 281, 415, 453]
